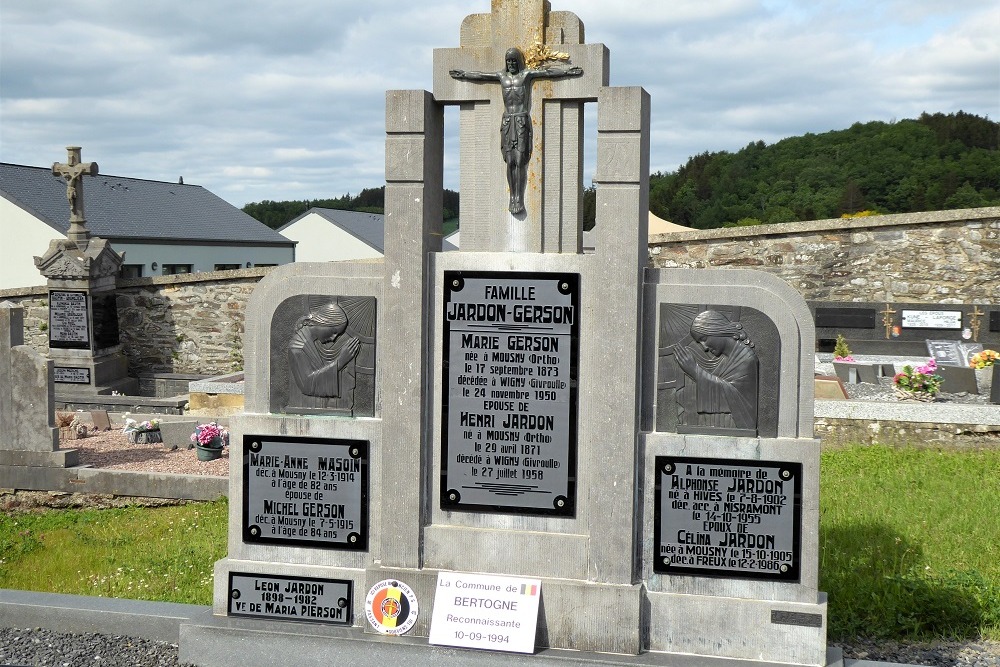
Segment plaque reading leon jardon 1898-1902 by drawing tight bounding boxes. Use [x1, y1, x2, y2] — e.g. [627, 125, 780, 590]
[228, 572, 352, 626]
[243, 436, 368, 550]
[441, 271, 579, 516]
[654, 456, 802, 581]
[49, 290, 90, 349]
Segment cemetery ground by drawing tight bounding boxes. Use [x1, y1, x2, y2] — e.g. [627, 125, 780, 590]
[1, 436, 998, 662]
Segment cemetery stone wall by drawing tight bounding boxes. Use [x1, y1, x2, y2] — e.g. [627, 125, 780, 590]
[648, 207, 1000, 303]
[0, 268, 269, 377]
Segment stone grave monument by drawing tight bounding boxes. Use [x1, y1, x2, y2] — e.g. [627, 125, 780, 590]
[183, 3, 832, 665]
[34, 147, 137, 396]
[0, 303, 79, 485]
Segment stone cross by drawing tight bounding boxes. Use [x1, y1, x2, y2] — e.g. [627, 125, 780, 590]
[52, 146, 99, 249]
[434, 0, 608, 253]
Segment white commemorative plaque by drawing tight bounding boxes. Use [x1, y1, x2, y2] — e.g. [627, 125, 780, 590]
[654, 456, 802, 580]
[54, 366, 91, 384]
[429, 571, 541, 654]
[440, 271, 579, 516]
[902, 310, 962, 330]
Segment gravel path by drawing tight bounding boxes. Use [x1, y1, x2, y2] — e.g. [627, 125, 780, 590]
[60, 419, 229, 477]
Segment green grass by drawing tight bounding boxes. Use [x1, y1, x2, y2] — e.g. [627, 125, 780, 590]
[820, 445, 1000, 641]
[1, 446, 997, 642]
[0, 499, 228, 604]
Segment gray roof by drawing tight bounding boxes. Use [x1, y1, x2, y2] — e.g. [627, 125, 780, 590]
[281, 208, 385, 253]
[1, 163, 294, 246]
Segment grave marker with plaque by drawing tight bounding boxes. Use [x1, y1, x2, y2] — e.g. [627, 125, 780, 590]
[48, 290, 90, 349]
[243, 435, 369, 550]
[654, 457, 801, 581]
[440, 271, 579, 515]
[228, 572, 352, 625]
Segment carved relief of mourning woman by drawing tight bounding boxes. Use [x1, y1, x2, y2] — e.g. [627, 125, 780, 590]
[671, 310, 759, 431]
[287, 302, 361, 414]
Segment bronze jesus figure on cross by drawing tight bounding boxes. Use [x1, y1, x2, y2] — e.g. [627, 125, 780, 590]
[450, 47, 582, 215]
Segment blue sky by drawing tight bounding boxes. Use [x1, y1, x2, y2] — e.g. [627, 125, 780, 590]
[1, 0, 996, 207]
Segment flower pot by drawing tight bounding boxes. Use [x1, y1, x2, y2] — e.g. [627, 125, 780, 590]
[195, 438, 224, 461]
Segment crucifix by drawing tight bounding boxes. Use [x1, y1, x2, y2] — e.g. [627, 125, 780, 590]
[434, 0, 607, 252]
[880, 303, 897, 340]
[52, 146, 99, 249]
[969, 305, 985, 342]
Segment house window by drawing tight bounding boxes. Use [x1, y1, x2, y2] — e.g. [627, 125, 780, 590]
[162, 264, 192, 275]
[119, 264, 144, 279]
[214, 264, 241, 271]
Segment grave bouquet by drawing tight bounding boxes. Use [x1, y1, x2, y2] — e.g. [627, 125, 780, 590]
[892, 359, 943, 401]
[122, 417, 162, 444]
[191, 422, 229, 461]
[969, 350, 998, 369]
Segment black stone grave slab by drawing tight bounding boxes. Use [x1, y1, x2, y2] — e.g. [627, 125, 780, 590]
[243, 435, 369, 550]
[814, 307, 876, 329]
[440, 271, 580, 517]
[653, 456, 802, 581]
[228, 572, 352, 625]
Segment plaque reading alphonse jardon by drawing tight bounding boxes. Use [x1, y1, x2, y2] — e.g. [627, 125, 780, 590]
[49, 290, 90, 349]
[228, 572, 351, 625]
[441, 272, 579, 516]
[243, 436, 368, 550]
[654, 456, 801, 580]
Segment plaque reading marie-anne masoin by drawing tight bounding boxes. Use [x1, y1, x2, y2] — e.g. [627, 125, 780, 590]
[654, 456, 802, 581]
[441, 271, 579, 516]
[243, 436, 368, 550]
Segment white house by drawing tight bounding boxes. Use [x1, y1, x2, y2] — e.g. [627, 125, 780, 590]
[1, 163, 296, 289]
[278, 208, 385, 262]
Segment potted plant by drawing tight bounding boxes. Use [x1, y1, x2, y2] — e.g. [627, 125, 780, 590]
[892, 359, 944, 402]
[122, 417, 162, 444]
[191, 422, 229, 461]
[969, 349, 999, 400]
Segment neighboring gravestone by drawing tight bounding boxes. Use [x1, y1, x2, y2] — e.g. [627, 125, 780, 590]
[34, 147, 137, 396]
[0, 304, 78, 475]
[186, 4, 831, 666]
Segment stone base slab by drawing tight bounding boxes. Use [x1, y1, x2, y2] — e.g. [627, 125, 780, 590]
[648, 590, 828, 666]
[0, 465, 226, 500]
[0, 448, 78, 467]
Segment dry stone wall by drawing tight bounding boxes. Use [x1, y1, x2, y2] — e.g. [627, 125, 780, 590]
[0, 268, 269, 377]
[648, 208, 1000, 304]
[2, 208, 996, 378]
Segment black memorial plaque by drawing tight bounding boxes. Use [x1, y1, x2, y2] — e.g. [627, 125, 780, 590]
[902, 310, 962, 330]
[243, 436, 368, 550]
[54, 366, 91, 384]
[441, 271, 579, 516]
[228, 572, 352, 625]
[654, 456, 801, 580]
[814, 307, 877, 329]
[49, 290, 90, 349]
[990, 311, 1000, 333]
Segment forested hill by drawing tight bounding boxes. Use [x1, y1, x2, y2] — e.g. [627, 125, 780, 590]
[243, 112, 997, 231]
[649, 111, 999, 229]
[242, 187, 460, 230]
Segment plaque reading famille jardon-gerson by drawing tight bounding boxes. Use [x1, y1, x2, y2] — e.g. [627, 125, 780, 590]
[243, 436, 368, 550]
[654, 456, 801, 580]
[441, 272, 579, 516]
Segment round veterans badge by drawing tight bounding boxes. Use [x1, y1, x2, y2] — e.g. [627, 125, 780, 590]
[365, 579, 418, 635]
